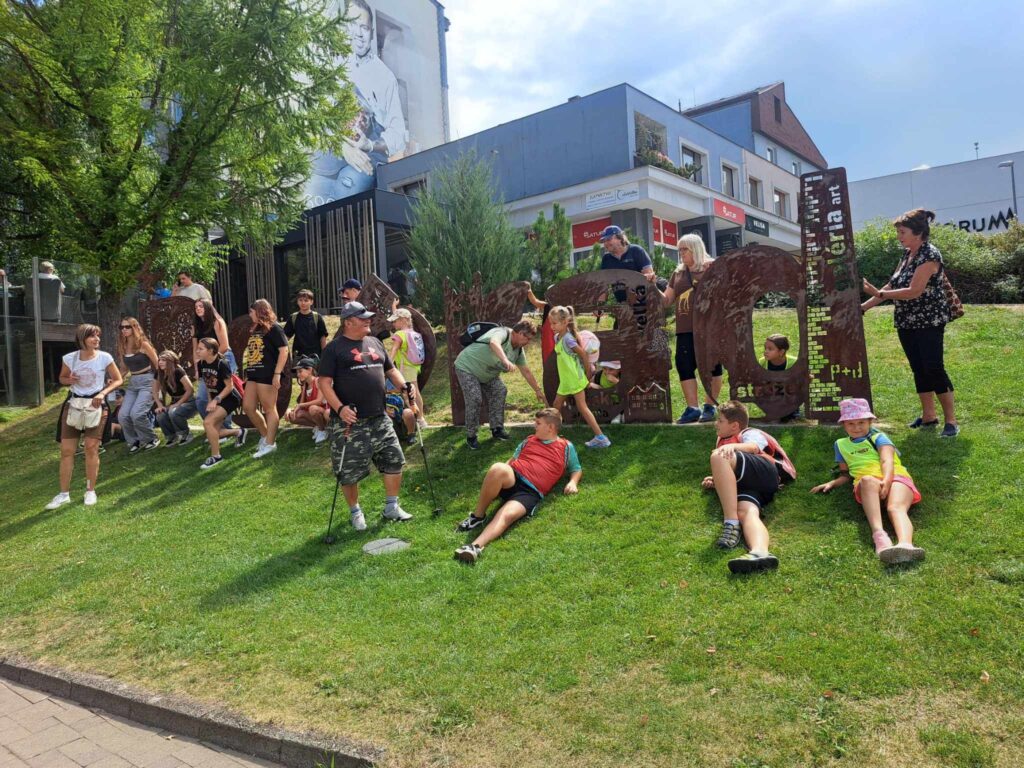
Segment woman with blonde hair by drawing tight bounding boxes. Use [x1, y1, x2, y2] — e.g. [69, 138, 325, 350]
[47, 324, 122, 509]
[650, 233, 723, 423]
[242, 298, 289, 458]
[117, 316, 160, 452]
[152, 350, 197, 445]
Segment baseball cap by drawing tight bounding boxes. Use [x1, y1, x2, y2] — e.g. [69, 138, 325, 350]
[292, 357, 317, 370]
[341, 278, 362, 291]
[340, 301, 375, 319]
[598, 225, 623, 242]
[387, 307, 412, 322]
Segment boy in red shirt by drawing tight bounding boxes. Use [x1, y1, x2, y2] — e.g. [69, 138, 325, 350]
[284, 357, 329, 444]
[455, 408, 582, 563]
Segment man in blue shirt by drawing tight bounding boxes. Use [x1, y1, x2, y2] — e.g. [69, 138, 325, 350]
[599, 226, 654, 276]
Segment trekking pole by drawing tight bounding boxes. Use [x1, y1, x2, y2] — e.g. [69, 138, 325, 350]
[323, 423, 351, 544]
[411, 400, 442, 517]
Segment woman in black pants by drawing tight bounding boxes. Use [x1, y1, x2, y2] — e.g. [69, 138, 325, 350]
[862, 208, 959, 437]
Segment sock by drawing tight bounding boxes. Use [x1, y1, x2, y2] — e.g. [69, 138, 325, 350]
[385, 496, 399, 513]
[349, 503, 362, 515]
[750, 550, 768, 557]
[723, 519, 739, 528]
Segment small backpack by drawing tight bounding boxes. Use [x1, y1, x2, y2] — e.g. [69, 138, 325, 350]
[459, 322, 502, 347]
[290, 311, 322, 329]
[577, 330, 600, 365]
[402, 329, 426, 365]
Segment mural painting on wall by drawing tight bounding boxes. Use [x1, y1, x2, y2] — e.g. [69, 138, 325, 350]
[228, 315, 293, 427]
[543, 270, 671, 424]
[691, 167, 871, 423]
[356, 274, 437, 392]
[140, 297, 198, 369]
[443, 271, 672, 426]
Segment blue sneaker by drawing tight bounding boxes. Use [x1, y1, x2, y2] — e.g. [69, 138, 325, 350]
[676, 406, 701, 424]
[585, 434, 611, 449]
[699, 404, 717, 423]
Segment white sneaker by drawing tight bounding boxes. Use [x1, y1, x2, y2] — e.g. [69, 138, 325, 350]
[257, 436, 267, 450]
[84, 490, 97, 506]
[45, 492, 71, 510]
[350, 510, 367, 531]
[252, 442, 277, 459]
[417, 417, 428, 430]
[313, 429, 328, 445]
[382, 505, 412, 522]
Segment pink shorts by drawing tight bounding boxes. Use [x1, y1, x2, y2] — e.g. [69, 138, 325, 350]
[854, 475, 922, 505]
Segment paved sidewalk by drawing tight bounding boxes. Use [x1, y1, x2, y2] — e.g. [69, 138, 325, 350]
[0, 679, 281, 768]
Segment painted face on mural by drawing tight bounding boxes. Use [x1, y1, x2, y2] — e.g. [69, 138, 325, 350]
[348, 5, 373, 58]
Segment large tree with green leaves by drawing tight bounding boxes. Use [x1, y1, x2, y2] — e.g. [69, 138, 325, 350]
[0, 0, 357, 342]
[406, 151, 529, 319]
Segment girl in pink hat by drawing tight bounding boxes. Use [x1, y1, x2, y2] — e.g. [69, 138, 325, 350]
[810, 398, 925, 564]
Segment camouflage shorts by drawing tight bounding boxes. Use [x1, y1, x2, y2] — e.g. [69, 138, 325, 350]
[329, 414, 406, 486]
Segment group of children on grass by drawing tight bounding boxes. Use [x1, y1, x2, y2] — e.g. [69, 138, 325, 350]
[455, 395, 926, 572]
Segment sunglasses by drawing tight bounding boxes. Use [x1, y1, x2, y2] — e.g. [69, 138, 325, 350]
[120, 325, 133, 330]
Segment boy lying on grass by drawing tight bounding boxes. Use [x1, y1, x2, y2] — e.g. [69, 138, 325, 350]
[455, 408, 581, 564]
[702, 400, 797, 574]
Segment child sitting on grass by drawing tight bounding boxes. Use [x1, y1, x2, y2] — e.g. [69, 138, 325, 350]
[702, 400, 797, 574]
[810, 398, 926, 564]
[454, 408, 581, 564]
[549, 305, 610, 449]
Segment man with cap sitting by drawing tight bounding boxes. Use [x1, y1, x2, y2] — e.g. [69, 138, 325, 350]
[318, 301, 415, 530]
[284, 357, 330, 444]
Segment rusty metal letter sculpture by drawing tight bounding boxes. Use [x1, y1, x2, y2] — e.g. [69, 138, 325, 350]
[543, 270, 671, 423]
[140, 297, 199, 369]
[356, 274, 437, 393]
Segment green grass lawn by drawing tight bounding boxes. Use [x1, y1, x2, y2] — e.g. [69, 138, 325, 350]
[2, 307, 1023, 768]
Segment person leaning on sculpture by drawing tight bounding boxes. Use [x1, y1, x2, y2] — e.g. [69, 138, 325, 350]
[861, 208, 959, 438]
[318, 301, 414, 531]
[172, 270, 212, 302]
[648, 233, 723, 424]
[454, 320, 546, 451]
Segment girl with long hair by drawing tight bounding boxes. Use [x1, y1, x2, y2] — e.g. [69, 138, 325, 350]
[152, 350, 197, 446]
[242, 298, 289, 458]
[116, 316, 160, 452]
[650, 233, 723, 423]
[548, 305, 610, 449]
[192, 299, 235, 421]
[47, 324, 123, 510]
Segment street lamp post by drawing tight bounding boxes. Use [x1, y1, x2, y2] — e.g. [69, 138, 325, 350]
[998, 160, 1017, 224]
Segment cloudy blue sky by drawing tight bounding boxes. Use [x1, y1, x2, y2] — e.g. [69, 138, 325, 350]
[439, 0, 1024, 180]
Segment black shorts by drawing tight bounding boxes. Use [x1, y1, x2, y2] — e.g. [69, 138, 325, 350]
[245, 374, 275, 386]
[675, 332, 723, 381]
[499, 474, 543, 517]
[734, 452, 782, 511]
[213, 393, 241, 414]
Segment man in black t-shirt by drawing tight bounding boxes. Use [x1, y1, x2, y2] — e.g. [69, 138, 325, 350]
[318, 301, 415, 531]
[283, 289, 328, 359]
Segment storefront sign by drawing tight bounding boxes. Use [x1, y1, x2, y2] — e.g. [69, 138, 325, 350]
[713, 198, 746, 225]
[572, 217, 612, 249]
[585, 182, 640, 212]
[744, 215, 770, 237]
[652, 217, 679, 246]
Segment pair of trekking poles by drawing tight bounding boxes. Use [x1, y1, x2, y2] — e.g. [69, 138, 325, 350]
[323, 402, 441, 545]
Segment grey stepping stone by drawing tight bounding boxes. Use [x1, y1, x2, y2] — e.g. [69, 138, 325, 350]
[362, 538, 410, 556]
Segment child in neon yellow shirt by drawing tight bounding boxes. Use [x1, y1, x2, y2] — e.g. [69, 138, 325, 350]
[811, 398, 925, 564]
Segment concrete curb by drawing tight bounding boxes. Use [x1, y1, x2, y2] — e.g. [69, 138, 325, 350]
[0, 654, 383, 768]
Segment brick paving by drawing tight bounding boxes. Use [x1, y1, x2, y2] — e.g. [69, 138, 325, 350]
[0, 680, 282, 768]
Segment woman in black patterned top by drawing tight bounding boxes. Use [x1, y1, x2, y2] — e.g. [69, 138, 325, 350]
[862, 208, 959, 437]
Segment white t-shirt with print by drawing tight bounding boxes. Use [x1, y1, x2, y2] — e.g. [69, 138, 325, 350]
[62, 350, 114, 396]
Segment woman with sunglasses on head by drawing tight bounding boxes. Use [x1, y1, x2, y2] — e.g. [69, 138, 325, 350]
[116, 316, 160, 452]
[47, 324, 123, 509]
[242, 299, 289, 458]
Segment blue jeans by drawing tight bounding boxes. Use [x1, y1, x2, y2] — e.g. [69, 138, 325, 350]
[197, 349, 237, 424]
[119, 372, 156, 445]
[156, 398, 198, 438]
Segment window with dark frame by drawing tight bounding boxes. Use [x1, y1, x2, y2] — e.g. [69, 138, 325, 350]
[774, 96, 782, 122]
[634, 112, 668, 155]
[681, 144, 704, 185]
[748, 177, 762, 208]
[722, 165, 737, 198]
[774, 189, 789, 219]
